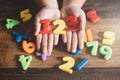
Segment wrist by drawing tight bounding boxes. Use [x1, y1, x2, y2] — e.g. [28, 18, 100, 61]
[36, 0, 58, 9]
[63, 0, 86, 8]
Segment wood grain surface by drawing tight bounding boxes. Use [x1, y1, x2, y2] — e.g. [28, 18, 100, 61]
[0, 0, 120, 69]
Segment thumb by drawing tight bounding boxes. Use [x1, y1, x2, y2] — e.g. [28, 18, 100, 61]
[78, 9, 86, 30]
[34, 16, 41, 36]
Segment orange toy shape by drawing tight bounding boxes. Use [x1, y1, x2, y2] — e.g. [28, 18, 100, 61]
[22, 40, 36, 54]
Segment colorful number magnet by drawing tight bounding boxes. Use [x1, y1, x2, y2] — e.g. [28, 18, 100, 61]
[5, 19, 19, 29]
[65, 16, 78, 31]
[39, 19, 52, 34]
[19, 55, 32, 70]
[85, 29, 93, 42]
[59, 56, 75, 74]
[22, 40, 36, 54]
[12, 31, 28, 43]
[76, 58, 88, 71]
[102, 31, 115, 45]
[99, 45, 112, 60]
[20, 9, 32, 22]
[53, 19, 66, 34]
[73, 49, 82, 55]
[86, 41, 99, 56]
[86, 10, 100, 23]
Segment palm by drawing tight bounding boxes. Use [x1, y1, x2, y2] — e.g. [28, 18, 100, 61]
[61, 6, 86, 53]
[34, 7, 60, 60]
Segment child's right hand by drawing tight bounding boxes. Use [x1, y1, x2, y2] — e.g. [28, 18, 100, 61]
[34, 7, 60, 60]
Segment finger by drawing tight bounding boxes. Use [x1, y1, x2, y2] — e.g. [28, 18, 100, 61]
[78, 9, 86, 30]
[61, 9, 67, 19]
[71, 31, 78, 53]
[34, 16, 41, 35]
[77, 9, 86, 49]
[78, 30, 85, 49]
[42, 34, 48, 54]
[62, 34, 67, 43]
[36, 34, 42, 51]
[54, 34, 59, 45]
[67, 31, 72, 52]
[48, 34, 53, 53]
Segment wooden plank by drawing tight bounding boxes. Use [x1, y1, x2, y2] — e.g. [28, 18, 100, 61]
[0, 68, 120, 80]
[0, 0, 120, 68]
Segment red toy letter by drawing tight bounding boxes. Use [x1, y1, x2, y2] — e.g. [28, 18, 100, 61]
[39, 19, 52, 34]
[65, 16, 78, 31]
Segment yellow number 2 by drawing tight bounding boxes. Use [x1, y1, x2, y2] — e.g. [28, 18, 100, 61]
[59, 56, 75, 74]
[53, 20, 66, 34]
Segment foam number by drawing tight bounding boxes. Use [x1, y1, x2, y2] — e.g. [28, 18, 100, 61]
[65, 16, 78, 31]
[86, 29, 93, 42]
[85, 29, 93, 42]
[39, 19, 52, 34]
[19, 55, 32, 70]
[6, 19, 20, 29]
[99, 45, 112, 60]
[12, 31, 28, 43]
[102, 31, 115, 45]
[76, 58, 88, 71]
[20, 9, 32, 22]
[22, 40, 36, 54]
[59, 56, 75, 74]
[53, 20, 66, 34]
[86, 41, 99, 56]
[86, 10, 100, 23]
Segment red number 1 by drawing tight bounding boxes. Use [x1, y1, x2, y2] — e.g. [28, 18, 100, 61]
[39, 19, 52, 34]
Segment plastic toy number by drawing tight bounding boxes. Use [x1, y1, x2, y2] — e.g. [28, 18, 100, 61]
[19, 55, 32, 70]
[12, 31, 28, 43]
[99, 45, 112, 60]
[53, 20, 66, 34]
[85, 29, 93, 42]
[22, 40, 36, 54]
[102, 31, 115, 45]
[65, 16, 78, 31]
[6, 19, 20, 29]
[86, 10, 100, 23]
[39, 19, 52, 34]
[59, 56, 75, 74]
[86, 41, 99, 56]
[20, 9, 32, 22]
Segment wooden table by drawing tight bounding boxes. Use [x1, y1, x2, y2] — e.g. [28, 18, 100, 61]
[0, 0, 120, 80]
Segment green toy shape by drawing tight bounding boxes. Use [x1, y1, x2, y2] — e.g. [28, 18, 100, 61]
[19, 55, 32, 70]
[99, 45, 112, 60]
[6, 18, 20, 29]
[86, 41, 99, 56]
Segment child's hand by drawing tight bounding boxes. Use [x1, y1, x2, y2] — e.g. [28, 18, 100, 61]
[35, 7, 60, 57]
[61, 5, 86, 53]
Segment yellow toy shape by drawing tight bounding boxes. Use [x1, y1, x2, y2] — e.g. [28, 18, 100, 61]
[53, 20, 66, 34]
[20, 9, 32, 22]
[102, 31, 115, 45]
[59, 56, 75, 74]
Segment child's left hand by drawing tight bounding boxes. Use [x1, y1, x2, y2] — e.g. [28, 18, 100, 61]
[61, 5, 86, 53]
